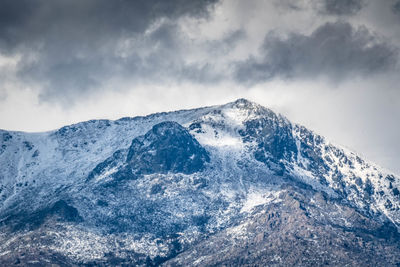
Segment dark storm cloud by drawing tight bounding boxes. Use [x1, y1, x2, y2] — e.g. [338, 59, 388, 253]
[392, 0, 400, 15]
[319, 0, 365, 15]
[235, 21, 398, 84]
[0, 0, 218, 52]
[275, 0, 365, 15]
[0, 0, 219, 103]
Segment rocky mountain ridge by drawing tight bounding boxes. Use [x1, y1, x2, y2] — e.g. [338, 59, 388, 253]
[0, 99, 399, 266]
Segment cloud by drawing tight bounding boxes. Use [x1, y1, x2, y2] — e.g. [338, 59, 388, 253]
[234, 21, 398, 84]
[0, 0, 218, 52]
[274, 0, 365, 15]
[0, 0, 219, 104]
[318, 0, 365, 15]
[393, 0, 400, 15]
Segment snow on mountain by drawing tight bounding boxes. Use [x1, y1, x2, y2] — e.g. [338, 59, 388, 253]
[0, 99, 399, 266]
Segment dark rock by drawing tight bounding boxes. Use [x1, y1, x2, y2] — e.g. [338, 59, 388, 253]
[2, 132, 12, 142]
[32, 150, 39, 158]
[87, 150, 126, 180]
[241, 117, 298, 165]
[3, 200, 83, 231]
[23, 141, 34, 151]
[125, 121, 209, 176]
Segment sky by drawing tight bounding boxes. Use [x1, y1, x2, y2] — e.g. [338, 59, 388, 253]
[0, 0, 399, 174]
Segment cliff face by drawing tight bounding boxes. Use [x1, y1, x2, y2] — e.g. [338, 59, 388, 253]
[0, 99, 399, 266]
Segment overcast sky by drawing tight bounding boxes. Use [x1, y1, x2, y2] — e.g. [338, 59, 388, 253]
[0, 0, 399, 174]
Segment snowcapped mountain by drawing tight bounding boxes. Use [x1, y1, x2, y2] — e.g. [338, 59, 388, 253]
[0, 99, 400, 266]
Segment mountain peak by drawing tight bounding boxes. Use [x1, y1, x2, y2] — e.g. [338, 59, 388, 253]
[216, 98, 279, 124]
[230, 98, 259, 109]
[233, 98, 253, 105]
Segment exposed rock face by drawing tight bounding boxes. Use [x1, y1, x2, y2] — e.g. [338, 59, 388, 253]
[88, 121, 210, 182]
[0, 99, 400, 266]
[240, 115, 298, 176]
[165, 185, 400, 266]
[3, 200, 82, 232]
[125, 121, 210, 176]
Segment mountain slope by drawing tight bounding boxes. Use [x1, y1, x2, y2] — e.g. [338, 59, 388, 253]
[0, 99, 399, 266]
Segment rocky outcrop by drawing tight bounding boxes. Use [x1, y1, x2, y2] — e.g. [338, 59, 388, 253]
[165, 184, 400, 266]
[125, 121, 210, 176]
[88, 121, 210, 182]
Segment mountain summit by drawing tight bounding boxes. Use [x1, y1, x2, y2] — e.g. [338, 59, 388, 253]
[0, 99, 399, 266]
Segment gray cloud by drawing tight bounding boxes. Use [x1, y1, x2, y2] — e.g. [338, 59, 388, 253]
[0, 0, 217, 52]
[319, 0, 365, 15]
[393, 0, 400, 15]
[205, 30, 246, 57]
[274, 0, 365, 15]
[235, 21, 398, 84]
[0, 0, 219, 104]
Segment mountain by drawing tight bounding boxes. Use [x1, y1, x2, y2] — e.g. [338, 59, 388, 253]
[0, 99, 399, 266]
